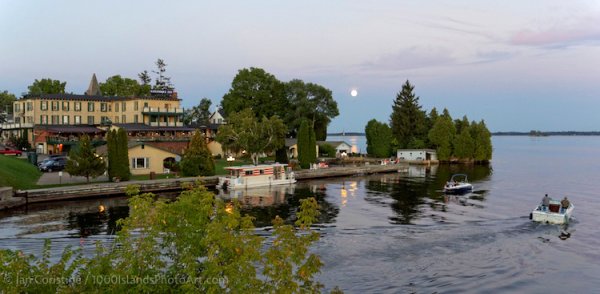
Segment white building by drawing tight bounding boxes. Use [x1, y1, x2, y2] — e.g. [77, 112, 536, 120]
[396, 149, 437, 161]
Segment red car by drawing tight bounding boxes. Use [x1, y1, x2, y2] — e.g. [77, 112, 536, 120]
[0, 148, 23, 156]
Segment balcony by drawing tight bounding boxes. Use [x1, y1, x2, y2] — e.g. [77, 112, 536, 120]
[142, 107, 184, 115]
[0, 123, 34, 129]
[148, 121, 184, 127]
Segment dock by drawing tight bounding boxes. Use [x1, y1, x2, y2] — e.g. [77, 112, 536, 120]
[6, 163, 409, 208]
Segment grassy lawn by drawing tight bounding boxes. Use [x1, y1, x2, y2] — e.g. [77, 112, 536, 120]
[0, 155, 42, 189]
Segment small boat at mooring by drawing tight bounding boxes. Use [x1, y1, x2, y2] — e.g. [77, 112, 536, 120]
[443, 174, 473, 194]
[218, 163, 296, 190]
[531, 199, 574, 224]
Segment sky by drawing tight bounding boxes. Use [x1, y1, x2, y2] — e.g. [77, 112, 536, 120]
[1, 0, 599, 132]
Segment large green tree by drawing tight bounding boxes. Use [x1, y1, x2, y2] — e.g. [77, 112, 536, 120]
[65, 134, 106, 183]
[183, 98, 212, 125]
[180, 129, 215, 176]
[428, 109, 455, 161]
[220, 67, 288, 119]
[365, 119, 393, 158]
[390, 80, 427, 148]
[453, 121, 474, 160]
[27, 78, 66, 95]
[0, 91, 16, 123]
[471, 120, 493, 162]
[216, 108, 286, 166]
[284, 79, 339, 140]
[296, 120, 313, 169]
[152, 58, 174, 91]
[99, 75, 150, 97]
[107, 129, 131, 181]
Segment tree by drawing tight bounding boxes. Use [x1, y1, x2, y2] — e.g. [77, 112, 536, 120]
[99, 75, 150, 97]
[0, 185, 325, 292]
[471, 120, 493, 162]
[152, 58, 174, 91]
[284, 79, 339, 140]
[9, 129, 31, 150]
[365, 119, 393, 158]
[453, 123, 474, 160]
[183, 98, 212, 125]
[428, 109, 455, 161]
[138, 70, 151, 85]
[27, 78, 66, 95]
[220, 67, 288, 119]
[116, 128, 131, 181]
[297, 120, 316, 169]
[0, 91, 16, 123]
[180, 129, 215, 176]
[390, 80, 427, 148]
[65, 134, 106, 183]
[216, 109, 287, 166]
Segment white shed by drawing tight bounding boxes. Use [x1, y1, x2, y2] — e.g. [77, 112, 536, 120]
[396, 149, 437, 161]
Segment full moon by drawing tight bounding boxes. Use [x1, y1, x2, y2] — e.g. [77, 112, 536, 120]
[350, 89, 358, 97]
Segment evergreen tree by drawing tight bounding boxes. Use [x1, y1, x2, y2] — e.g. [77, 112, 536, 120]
[389, 80, 427, 148]
[471, 120, 493, 162]
[116, 128, 131, 181]
[181, 130, 215, 176]
[106, 130, 116, 181]
[297, 120, 312, 169]
[65, 135, 106, 183]
[365, 119, 393, 158]
[453, 123, 475, 160]
[428, 109, 455, 161]
[308, 123, 317, 161]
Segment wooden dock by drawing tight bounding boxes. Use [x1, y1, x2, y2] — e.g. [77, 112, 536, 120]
[8, 163, 409, 207]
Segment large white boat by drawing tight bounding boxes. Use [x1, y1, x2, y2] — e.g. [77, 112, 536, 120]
[443, 174, 473, 194]
[218, 163, 296, 190]
[531, 199, 574, 224]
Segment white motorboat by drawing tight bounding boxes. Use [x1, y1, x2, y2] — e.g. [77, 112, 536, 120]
[443, 174, 473, 194]
[531, 199, 574, 224]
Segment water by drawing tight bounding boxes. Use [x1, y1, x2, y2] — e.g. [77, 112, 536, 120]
[2, 136, 600, 292]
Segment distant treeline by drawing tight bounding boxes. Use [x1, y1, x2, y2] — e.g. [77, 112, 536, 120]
[493, 131, 600, 136]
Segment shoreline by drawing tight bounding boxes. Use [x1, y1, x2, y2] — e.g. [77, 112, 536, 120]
[1, 163, 410, 210]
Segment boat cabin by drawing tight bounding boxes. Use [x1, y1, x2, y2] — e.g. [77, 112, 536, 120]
[219, 163, 295, 190]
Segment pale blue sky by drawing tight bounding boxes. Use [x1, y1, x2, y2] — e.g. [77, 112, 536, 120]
[1, 0, 599, 132]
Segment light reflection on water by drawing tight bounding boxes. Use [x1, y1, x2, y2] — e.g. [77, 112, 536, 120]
[1, 136, 600, 292]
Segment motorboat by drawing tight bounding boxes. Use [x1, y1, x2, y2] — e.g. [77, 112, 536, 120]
[443, 174, 473, 194]
[531, 199, 574, 224]
[218, 163, 296, 190]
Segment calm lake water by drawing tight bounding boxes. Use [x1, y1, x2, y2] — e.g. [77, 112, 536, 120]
[1, 136, 600, 292]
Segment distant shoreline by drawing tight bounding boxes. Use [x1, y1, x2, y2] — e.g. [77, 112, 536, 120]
[328, 132, 600, 137]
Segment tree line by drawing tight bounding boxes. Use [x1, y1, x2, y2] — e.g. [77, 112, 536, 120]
[365, 80, 492, 163]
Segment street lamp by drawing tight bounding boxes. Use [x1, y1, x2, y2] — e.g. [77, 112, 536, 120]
[227, 155, 235, 166]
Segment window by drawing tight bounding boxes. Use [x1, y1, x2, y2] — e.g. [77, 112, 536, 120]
[245, 170, 253, 176]
[115, 103, 119, 112]
[88, 102, 95, 112]
[122, 101, 126, 111]
[41, 101, 48, 110]
[62, 115, 69, 125]
[74, 102, 81, 112]
[62, 101, 69, 111]
[52, 101, 59, 111]
[114, 116, 119, 123]
[134, 114, 138, 123]
[74, 115, 81, 124]
[87, 116, 94, 125]
[14, 117, 20, 124]
[144, 102, 148, 108]
[134, 101, 139, 111]
[100, 102, 107, 112]
[14, 103, 20, 112]
[51, 115, 59, 124]
[27, 116, 33, 123]
[132, 157, 149, 169]
[26, 102, 33, 111]
[122, 115, 126, 123]
[41, 115, 48, 124]
[164, 103, 170, 110]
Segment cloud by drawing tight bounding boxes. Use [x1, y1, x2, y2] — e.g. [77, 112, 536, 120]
[510, 16, 600, 47]
[361, 46, 455, 71]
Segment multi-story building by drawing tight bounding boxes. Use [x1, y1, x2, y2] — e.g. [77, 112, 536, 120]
[1, 75, 187, 154]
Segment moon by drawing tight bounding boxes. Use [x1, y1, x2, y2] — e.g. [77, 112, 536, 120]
[350, 89, 358, 97]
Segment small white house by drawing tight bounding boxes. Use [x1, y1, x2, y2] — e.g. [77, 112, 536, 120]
[318, 141, 353, 157]
[209, 108, 226, 124]
[397, 149, 437, 161]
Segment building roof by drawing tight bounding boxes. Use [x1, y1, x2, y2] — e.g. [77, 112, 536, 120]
[397, 149, 437, 152]
[285, 138, 297, 147]
[113, 123, 195, 132]
[85, 73, 101, 96]
[95, 140, 183, 156]
[20, 93, 179, 102]
[186, 122, 220, 130]
[34, 125, 104, 134]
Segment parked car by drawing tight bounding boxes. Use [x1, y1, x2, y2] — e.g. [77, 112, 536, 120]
[37, 154, 67, 167]
[0, 147, 22, 156]
[39, 157, 68, 172]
